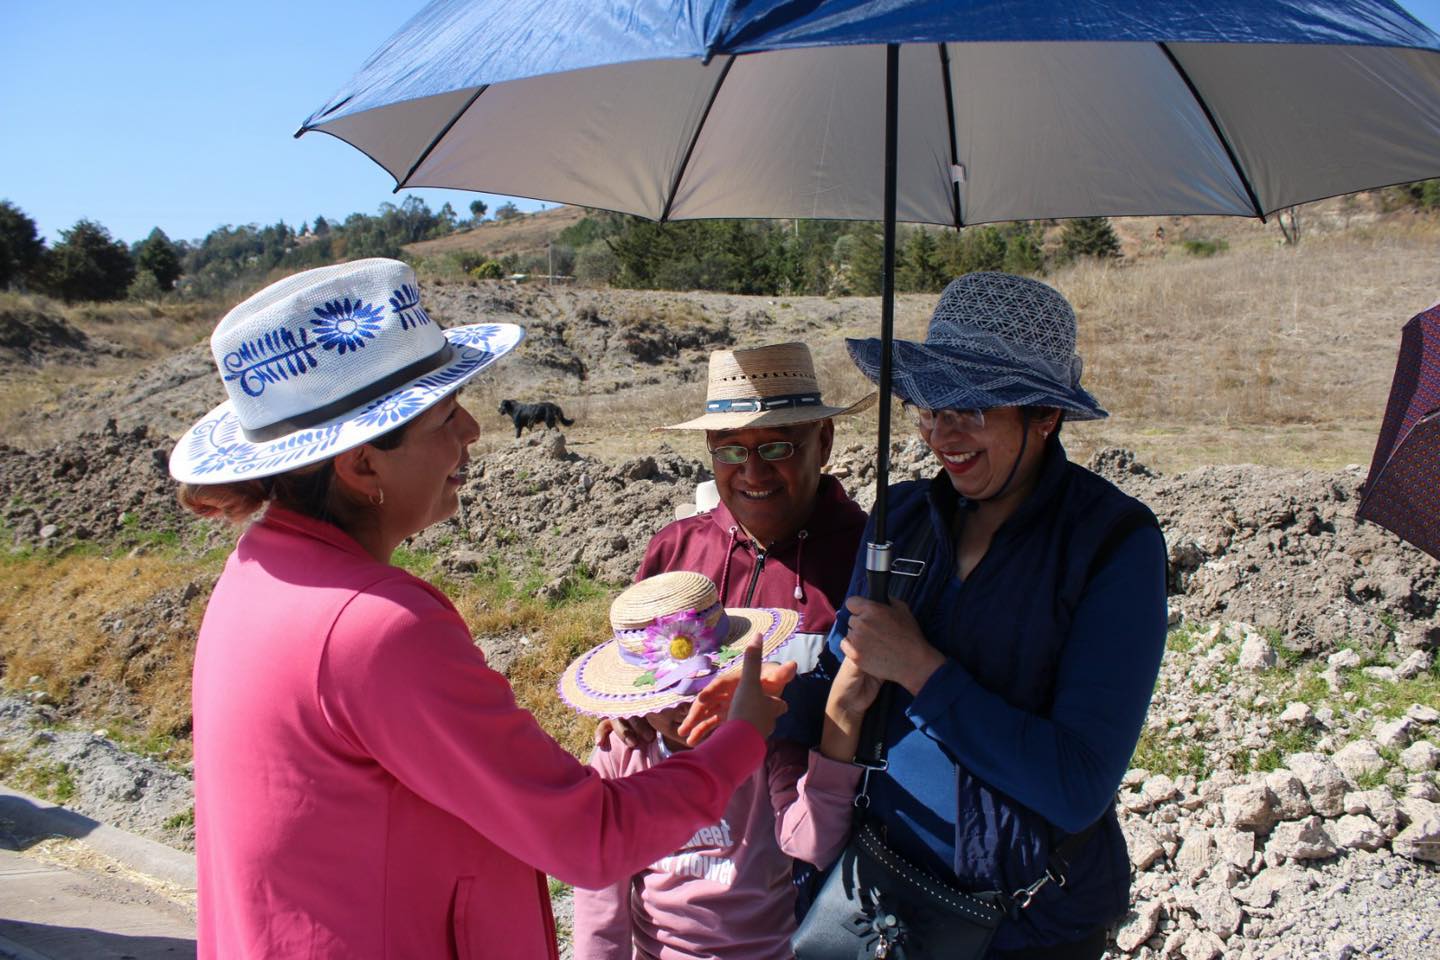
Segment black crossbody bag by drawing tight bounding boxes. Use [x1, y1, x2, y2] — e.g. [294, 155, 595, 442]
[792, 514, 1098, 960]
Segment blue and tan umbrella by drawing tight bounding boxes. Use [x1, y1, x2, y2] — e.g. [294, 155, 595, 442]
[299, 0, 1440, 596]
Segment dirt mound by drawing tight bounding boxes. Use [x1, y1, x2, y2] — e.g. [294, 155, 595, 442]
[0, 302, 125, 371]
[1088, 449, 1440, 655]
[0, 420, 203, 550]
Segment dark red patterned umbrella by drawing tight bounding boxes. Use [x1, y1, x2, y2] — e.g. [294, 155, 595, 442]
[1358, 303, 1440, 560]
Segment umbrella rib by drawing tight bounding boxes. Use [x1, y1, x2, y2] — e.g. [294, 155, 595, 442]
[938, 44, 964, 229]
[659, 55, 736, 222]
[395, 85, 490, 191]
[1156, 43, 1266, 221]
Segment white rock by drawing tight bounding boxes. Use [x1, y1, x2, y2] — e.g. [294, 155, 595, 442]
[1278, 701, 1313, 725]
[1115, 899, 1164, 952]
[1408, 703, 1440, 724]
[1286, 753, 1348, 816]
[1143, 773, 1180, 806]
[1327, 649, 1362, 669]
[1362, 665, 1399, 683]
[1123, 818, 1167, 872]
[1408, 777, 1440, 802]
[1175, 827, 1215, 882]
[1327, 936, 1359, 960]
[1373, 716, 1414, 749]
[1266, 816, 1338, 860]
[1396, 649, 1432, 679]
[1392, 815, 1440, 863]
[1332, 740, 1386, 780]
[1214, 827, 1256, 870]
[1343, 789, 1401, 833]
[1120, 788, 1152, 813]
[1192, 883, 1244, 940]
[1122, 768, 1149, 788]
[1237, 635, 1276, 671]
[1400, 740, 1440, 772]
[1332, 814, 1385, 851]
[1222, 783, 1279, 835]
[1232, 865, 1303, 908]
[1179, 929, 1224, 960]
[1264, 771, 1312, 821]
[1399, 796, 1440, 826]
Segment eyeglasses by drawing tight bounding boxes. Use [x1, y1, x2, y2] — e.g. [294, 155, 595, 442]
[709, 440, 804, 465]
[902, 402, 986, 433]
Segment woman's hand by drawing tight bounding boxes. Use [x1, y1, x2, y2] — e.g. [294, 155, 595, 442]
[819, 657, 882, 762]
[840, 596, 946, 696]
[677, 639, 796, 745]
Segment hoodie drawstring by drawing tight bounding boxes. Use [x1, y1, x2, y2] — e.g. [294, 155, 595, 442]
[793, 530, 808, 602]
[719, 525, 739, 599]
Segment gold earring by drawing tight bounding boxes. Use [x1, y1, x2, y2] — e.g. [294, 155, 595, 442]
[370, 488, 385, 507]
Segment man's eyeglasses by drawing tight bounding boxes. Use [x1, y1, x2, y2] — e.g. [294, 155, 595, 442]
[902, 403, 986, 433]
[709, 440, 804, 465]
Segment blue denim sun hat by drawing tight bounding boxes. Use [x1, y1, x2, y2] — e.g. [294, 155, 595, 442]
[846, 272, 1107, 421]
[169, 258, 524, 484]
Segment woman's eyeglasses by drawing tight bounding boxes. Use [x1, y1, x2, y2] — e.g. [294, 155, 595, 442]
[902, 403, 986, 432]
[709, 440, 804, 465]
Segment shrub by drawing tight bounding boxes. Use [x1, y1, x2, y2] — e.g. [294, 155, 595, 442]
[1182, 238, 1229, 257]
[469, 260, 504, 280]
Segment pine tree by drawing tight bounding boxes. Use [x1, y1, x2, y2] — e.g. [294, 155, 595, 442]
[136, 227, 183, 291]
[46, 219, 135, 302]
[1060, 217, 1120, 261]
[0, 200, 46, 290]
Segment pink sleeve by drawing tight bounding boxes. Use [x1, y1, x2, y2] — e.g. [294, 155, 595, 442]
[768, 740, 862, 869]
[318, 580, 766, 890]
[572, 739, 638, 960]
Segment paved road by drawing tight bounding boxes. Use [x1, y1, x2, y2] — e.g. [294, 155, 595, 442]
[0, 788, 195, 960]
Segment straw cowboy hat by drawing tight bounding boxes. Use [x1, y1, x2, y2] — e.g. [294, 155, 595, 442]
[558, 571, 799, 719]
[847, 272, 1107, 421]
[169, 258, 524, 483]
[661, 341, 876, 431]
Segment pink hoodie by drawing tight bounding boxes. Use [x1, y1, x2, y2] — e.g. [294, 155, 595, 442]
[572, 734, 859, 960]
[192, 508, 765, 959]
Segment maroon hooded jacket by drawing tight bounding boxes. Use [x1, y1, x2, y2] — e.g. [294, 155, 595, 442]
[636, 475, 867, 638]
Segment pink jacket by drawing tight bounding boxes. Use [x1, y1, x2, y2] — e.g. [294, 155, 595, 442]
[572, 734, 860, 960]
[192, 508, 765, 959]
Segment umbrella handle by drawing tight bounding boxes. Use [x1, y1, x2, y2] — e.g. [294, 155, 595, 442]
[864, 540, 893, 602]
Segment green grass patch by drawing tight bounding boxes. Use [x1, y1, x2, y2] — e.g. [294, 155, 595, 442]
[0, 752, 77, 804]
[164, 807, 195, 831]
[1131, 728, 1213, 780]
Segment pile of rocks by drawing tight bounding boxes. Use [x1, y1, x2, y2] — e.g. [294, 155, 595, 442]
[1105, 618, 1439, 960]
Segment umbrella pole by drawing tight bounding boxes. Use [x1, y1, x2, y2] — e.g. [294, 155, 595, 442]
[865, 43, 900, 603]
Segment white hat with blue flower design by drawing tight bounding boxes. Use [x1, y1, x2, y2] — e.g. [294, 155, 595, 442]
[169, 257, 524, 483]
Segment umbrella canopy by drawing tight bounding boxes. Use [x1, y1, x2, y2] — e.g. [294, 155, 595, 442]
[300, 0, 1440, 594]
[300, 0, 1440, 225]
[1358, 303, 1440, 561]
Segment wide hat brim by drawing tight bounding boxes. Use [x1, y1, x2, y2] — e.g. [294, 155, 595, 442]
[557, 607, 800, 719]
[169, 323, 525, 483]
[659, 391, 877, 431]
[845, 337, 1106, 421]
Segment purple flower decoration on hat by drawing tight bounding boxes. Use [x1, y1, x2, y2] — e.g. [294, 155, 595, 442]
[640, 610, 724, 692]
[311, 298, 384, 354]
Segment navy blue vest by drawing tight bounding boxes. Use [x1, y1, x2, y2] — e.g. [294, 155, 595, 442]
[861, 443, 1159, 951]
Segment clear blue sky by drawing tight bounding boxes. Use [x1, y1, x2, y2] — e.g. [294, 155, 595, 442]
[5, 1, 1440, 247]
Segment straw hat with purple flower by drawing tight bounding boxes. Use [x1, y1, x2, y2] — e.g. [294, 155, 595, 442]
[558, 571, 799, 719]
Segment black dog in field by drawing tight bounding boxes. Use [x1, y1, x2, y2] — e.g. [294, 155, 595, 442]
[498, 399, 575, 438]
